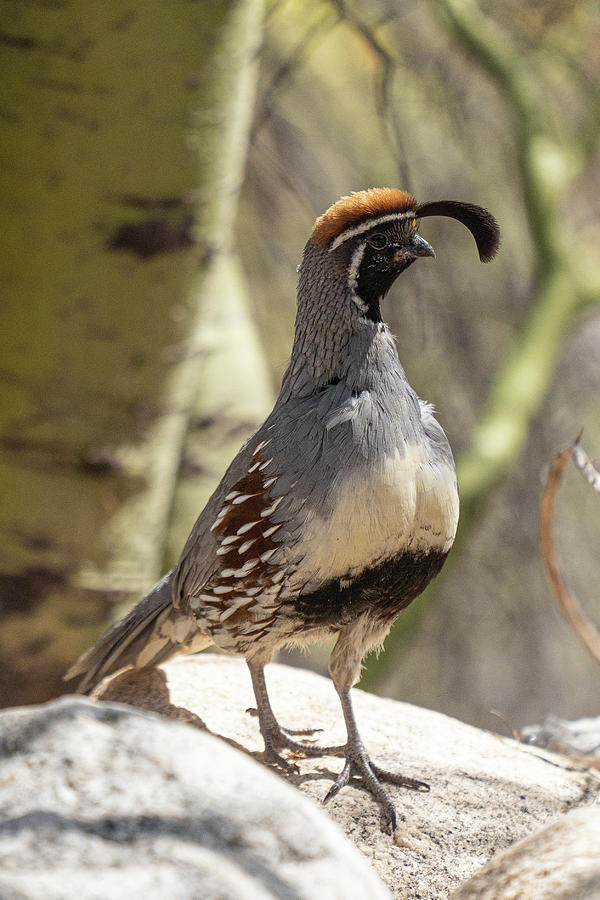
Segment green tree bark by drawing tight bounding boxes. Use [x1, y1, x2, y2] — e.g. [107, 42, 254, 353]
[0, 0, 265, 705]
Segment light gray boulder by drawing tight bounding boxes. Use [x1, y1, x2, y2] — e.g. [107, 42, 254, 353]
[95, 656, 600, 897]
[522, 714, 600, 759]
[452, 805, 600, 899]
[0, 694, 391, 900]
[3, 656, 599, 899]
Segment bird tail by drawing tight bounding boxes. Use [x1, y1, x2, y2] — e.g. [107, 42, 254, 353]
[64, 570, 198, 694]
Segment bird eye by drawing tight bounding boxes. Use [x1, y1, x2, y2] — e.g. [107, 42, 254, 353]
[367, 232, 388, 250]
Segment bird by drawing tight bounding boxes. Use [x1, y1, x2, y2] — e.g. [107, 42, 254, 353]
[66, 188, 500, 830]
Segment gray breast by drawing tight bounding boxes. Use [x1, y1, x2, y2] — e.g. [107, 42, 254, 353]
[264, 379, 458, 595]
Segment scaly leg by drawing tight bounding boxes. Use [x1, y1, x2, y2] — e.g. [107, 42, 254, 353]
[323, 685, 428, 831]
[247, 661, 345, 770]
[326, 618, 429, 831]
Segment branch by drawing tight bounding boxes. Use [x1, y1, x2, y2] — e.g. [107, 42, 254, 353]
[457, 266, 579, 507]
[540, 438, 600, 667]
[327, 0, 413, 188]
[252, 7, 337, 138]
[433, 0, 560, 272]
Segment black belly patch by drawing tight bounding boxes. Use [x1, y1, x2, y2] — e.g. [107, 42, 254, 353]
[293, 549, 448, 629]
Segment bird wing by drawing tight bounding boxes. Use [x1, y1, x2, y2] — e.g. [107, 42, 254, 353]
[172, 388, 351, 650]
[173, 430, 267, 603]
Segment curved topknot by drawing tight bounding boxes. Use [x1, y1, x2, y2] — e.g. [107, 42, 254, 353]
[310, 188, 417, 249]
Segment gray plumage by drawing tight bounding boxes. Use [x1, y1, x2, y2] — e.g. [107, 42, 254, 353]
[66, 188, 499, 830]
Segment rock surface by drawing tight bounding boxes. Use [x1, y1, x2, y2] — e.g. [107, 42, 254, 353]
[95, 656, 600, 898]
[0, 694, 391, 900]
[452, 805, 600, 899]
[522, 714, 600, 759]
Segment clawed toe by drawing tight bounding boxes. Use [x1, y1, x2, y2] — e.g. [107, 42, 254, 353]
[323, 758, 352, 803]
[370, 761, 429, 792]
[247, 707, 322, 736]
[246, 701, 330, 750]
[268, 725, 345, 758]
[260, 744, 300, 774]
[283, 725, 324, 737]
[323, 749, 427, 832]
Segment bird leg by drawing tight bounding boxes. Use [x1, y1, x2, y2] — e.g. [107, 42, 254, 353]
[324, 685, 429, 832]
[247, 661, 345, 769]
[247, 657, 427, 832]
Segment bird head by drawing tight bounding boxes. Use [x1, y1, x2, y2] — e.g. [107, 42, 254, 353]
[309, 188, 500, 323]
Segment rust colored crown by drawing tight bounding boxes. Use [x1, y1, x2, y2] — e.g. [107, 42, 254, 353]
[310, 188, 417, 249]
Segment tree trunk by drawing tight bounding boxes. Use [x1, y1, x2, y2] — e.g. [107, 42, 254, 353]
[0, 0, 265, 705]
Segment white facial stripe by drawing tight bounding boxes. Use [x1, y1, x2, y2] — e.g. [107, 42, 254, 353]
[328, 210, 416, 252]
[348, 242, 367, 312]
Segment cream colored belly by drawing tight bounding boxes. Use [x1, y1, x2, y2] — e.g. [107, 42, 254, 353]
[289, 445, 458, 589]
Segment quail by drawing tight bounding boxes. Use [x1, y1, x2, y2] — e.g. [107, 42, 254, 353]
[66, 188, 500, 830]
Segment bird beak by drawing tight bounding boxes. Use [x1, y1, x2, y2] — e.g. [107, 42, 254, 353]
[406, 234, 436, 259]
[392, 234, 435, 264]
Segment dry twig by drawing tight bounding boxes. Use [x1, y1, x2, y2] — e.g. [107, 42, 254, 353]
[540, 436, 600, 666]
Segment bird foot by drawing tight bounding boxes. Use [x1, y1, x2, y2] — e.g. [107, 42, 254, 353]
[323, 746, 429, 832]
[268, 723, 346, 758]
[259, 743, 301, 775]
[259, 726, 331, 774]
[247, 707, 322, 736]
[247, 705, 345, 758]
[256, 716, 345, 762]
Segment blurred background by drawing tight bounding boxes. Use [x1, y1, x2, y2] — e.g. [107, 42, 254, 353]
[1, 0, 599, 731]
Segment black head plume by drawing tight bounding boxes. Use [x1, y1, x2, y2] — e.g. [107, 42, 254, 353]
[416, 200, 500, 262]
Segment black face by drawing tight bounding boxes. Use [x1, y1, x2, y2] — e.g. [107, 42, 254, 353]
[354, 222, 434, 323]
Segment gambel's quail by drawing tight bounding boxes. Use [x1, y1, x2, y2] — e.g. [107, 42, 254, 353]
[66, 188, 500, 830]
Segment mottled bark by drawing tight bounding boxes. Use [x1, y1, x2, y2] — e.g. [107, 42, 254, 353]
[0, 0, 265, 705]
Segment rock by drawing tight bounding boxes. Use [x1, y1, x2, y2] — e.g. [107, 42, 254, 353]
[0, 694, 391, 900]
[95, 656, 600, 898]
[452, 805, 600, 899]
[522, 714, 600, 759]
